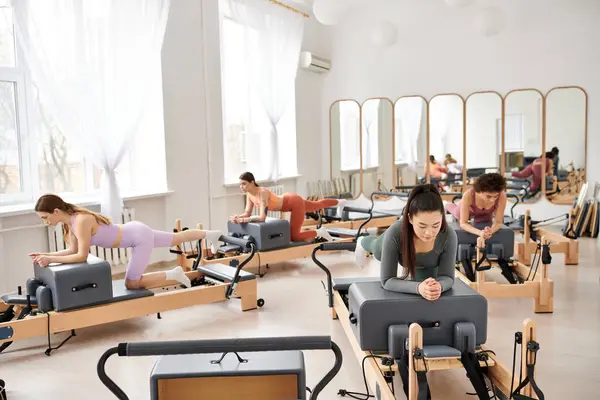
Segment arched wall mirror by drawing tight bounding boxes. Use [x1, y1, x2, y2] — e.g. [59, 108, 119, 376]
[504, 89, 544, 203]
[330, 99, 361, 198]
[544, 87, 587, 205]
[394, 96, 427, 187]
[327, 85, 587, 208]
[465, 92, 502, 183]
[361, 98, 394, 195]
[429, 94, 464, 194]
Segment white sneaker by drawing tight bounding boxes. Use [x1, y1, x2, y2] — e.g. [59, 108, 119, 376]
[336, 199, 348, 218]
[316, 226, 334, 242]
[354, 236, 368, 268]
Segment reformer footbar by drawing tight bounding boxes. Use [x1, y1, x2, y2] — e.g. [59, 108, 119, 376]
[97, 336, 343, 400]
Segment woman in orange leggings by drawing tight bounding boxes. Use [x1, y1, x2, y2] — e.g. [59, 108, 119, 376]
[230, 172, 341, 242]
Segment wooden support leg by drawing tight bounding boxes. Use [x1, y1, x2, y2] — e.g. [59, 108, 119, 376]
[236, 280, 258, 311]
[565, 239, 579, 265]
[521, 319, 537, 398]
[331, 308, 338, 320]
[534, 239, 554, 313]
[408, 323, 424, 400]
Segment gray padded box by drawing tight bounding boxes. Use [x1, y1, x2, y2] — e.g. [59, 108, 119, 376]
[34, 255, 113, 312]
[450, 221, 515, 259]
[348, 279, 487, 353]
[150, 350, 306, 400]
[227, 217, 291, 251]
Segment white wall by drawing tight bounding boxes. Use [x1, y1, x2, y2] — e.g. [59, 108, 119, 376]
[0, 0, 333, 293]
[321, 0, 598, 220]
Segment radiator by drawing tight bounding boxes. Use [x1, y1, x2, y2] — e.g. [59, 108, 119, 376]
[47, 208, 135, 272]
[251, 184, 285, 219]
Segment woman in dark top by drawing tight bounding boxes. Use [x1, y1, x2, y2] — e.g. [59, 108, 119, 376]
[355, 184, 458, 301]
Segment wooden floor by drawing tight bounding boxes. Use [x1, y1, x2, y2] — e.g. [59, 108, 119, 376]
[0, 232, 599, 399]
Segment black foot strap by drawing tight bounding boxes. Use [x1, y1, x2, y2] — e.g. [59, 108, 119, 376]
[461, 351, 490, 399]
[462, 256, 476, 282]
[511, 341, 544, 400]
[45, 312, 76, 356]
[397, 350, 431, 400]
[497, 258, 519, 284]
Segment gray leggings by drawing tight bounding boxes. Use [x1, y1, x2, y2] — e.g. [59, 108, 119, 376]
[360, 235, 385, 261]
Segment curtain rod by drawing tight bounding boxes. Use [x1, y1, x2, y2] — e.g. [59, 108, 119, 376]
[269, 0, 310, 18]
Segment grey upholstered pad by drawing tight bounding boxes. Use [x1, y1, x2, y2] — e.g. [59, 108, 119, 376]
[348, 279, 487, 353]
[111, 280, 154, 302]
[422, 345, 461, 358]
[332, 276, 381, 291]
[1, 294, 37, 306]
[450, 221, 515, 259]
[198, 263, 256, 282]
[34, 256, 114, 312]
[227, 218, 291, 251]
[150, 351, 306, 400]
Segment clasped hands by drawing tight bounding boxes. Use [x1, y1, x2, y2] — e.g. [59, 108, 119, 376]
[28, 252, 51, 267]
[417, 277, 442, 301]
[479, 226, 493, 240]
[228, 215, 248, 224]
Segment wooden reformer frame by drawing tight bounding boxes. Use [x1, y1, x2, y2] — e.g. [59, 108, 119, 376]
[0, 239, 259, 355]
[456, 236, 554, 314]
[516, 209, 579, 265]
[328, 280, 541, 399]
[173, 220, 357, 277]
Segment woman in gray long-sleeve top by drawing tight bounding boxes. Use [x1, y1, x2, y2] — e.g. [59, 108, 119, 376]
[354, 184, 458, 301]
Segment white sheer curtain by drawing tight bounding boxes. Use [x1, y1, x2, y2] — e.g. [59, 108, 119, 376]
[361, 99, 380, 169]
[13, 0, 170, 221]
[395, 98, 424, 171]
[226, 0, 304, 181]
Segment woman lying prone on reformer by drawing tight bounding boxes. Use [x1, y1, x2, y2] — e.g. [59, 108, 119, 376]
[31, 194, 224, 290]
[445, 172, 507, 240]
[230, 172, 346, 243]
[354, 184, 458, 301]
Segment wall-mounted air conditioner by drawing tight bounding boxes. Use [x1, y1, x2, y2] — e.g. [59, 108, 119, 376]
[299, 51, 331, 73]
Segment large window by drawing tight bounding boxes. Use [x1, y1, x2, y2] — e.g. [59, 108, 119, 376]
[0, 3, 167, 207]
[219, 1, 298, 184]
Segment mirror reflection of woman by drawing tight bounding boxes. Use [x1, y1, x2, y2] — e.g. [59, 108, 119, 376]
[511, 152, 555, 193]
[427, 155, 447, 179]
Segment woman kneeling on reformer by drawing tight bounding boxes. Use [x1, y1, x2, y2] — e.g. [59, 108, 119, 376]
[445, 172, 507, 240]
[354, 184, 458, 302]
[32, 194, 224, 290]
[230, 172, 344, 243]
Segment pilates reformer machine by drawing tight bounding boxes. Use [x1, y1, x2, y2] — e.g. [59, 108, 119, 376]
[449, 189, 580, 267]
[97, 335, 343, 399]
[512, 182, 588, 266]
[173, 191, 404, 278]
[454, 230, 554, 313]
[172, 219, 363, 278]
[312, 242, 545, 400]
[0, 233, 263, 356]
